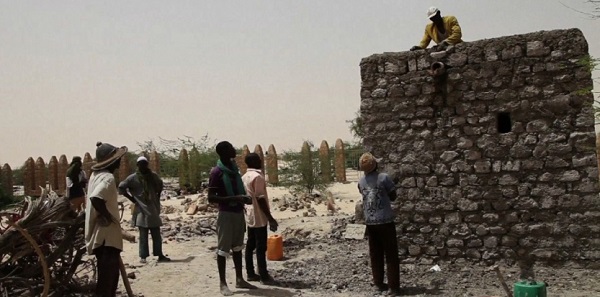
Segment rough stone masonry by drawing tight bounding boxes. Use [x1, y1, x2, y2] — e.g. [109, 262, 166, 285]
[359, 29, 600, 266]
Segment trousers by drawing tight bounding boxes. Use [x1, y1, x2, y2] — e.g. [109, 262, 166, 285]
[367, 222, 400, 291]
[245, 226, 268, 277]
[139, 227, 163, 259]
[93, 245, 121, 297]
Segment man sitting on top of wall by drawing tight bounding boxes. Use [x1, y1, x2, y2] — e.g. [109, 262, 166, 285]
[410, 7, 463, 51]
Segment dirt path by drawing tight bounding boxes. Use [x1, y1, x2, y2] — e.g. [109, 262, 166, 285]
[107, 181, 600, 297]
[116, 218, 357, 297]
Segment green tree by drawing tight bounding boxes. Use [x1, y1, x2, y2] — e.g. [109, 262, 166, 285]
[0, 182, 16, 210]
[346, 110, 364, 141]
[279, 141, 332, 195]
[11, 167, 23, 187]
[575, 55, 600, 120]
[561, 1, 600, 119]
[342, 141, 364, 170]
[137, 135, 216, 179]
[562, 0, 600, 19]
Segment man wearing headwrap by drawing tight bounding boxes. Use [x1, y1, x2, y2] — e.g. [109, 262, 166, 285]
[66, 156, 87, 212]
[208, 141, 256, 296]
[119, 156, 169, 263]
[357, 153, 400, 296]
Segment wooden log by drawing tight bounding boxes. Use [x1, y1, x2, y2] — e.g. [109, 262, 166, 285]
[119, 257, 134, 297]
[122, 229, 136, 243]
[488, 265, 512, 297]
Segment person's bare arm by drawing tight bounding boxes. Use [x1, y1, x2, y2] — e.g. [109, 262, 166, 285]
[253, 176, 277, 230]
[207, 188, 251, 204]
[156, 175, 164, 195]
[258, 198, 278, 231]
[117, 179, 136, 204]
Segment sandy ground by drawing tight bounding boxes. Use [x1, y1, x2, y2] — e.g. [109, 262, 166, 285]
[99, 175, 600, 297]
[112, 182, 361, 297]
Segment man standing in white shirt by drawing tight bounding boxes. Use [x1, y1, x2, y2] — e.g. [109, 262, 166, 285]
[85, 141, 127, 297]
[242, 153, 278, 285]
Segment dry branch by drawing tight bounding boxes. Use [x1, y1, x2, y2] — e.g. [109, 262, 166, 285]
[0, 192, 94, 296]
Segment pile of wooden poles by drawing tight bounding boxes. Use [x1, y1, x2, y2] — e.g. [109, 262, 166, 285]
[0, 191, 94, 297]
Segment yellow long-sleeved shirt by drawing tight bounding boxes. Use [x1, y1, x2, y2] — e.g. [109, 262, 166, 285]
[419, 15, 463, 49]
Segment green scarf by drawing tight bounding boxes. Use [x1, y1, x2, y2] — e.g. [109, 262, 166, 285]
[217, 159, 246, 196]
[136, 169, 158, 203]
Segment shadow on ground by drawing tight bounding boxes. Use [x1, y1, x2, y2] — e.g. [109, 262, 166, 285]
[234, 287, 296, 297]
[402, 286, 443, 296]
[161, 256, 195, 263]
[272, 279, 315, 290]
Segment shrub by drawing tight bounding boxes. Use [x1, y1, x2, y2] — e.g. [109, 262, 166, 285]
[279, 141, 332, 195]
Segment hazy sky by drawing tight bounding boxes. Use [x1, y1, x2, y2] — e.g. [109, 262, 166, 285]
[1, 0, 599, 167]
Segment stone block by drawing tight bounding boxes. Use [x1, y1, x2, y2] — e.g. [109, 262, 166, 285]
[521, 160, 544, 170]
[475, 225, 488, 236]
[384, 61, 406, 74]
[505, 212, 519, 223]
[408, 245, 421, 256]
[531, 249, 557, 260]
[371, 88, 386, 98]
[438, 151, 459, 163]
[498, 174, 518, 185]
[526, 41, 550, 57]
[419, 226, 433, 233]
[484, 236, 499, 248]
[457, 199, 478, 211]
[467, 239, 483, 248]
[464, 150, 481, 160]
[491, 199, 510, 211]
[529, 224, 551, 236]
[447, 248, 463, 257]
[400, 177, 416, 188]
[425, 246, 438, 256]
[514, 197, 538, 209]
[464, 214, 482, 223]
[466, 249, 481, 259]
[489, 226, 507, 235]
[446, 238, 465, 247]
[501, 45, 523, 60]
[473, 161, 491, 173]
[576, 180, 598, 193]
[445, 212, 462, 225]
[485, 49, 499, 61]
[501, 236, 519, 247]
[483, 213, 499, 223]
[559, 170, 581, 182]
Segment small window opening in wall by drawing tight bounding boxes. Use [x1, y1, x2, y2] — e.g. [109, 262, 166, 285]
[497, 112, 512, 133]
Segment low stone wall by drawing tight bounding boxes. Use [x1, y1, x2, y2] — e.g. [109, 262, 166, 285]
[360, 29, 599, 265]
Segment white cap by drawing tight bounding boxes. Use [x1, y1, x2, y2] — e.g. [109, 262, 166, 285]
[427, 7, 439, 19]
[137, 156, 148, 163]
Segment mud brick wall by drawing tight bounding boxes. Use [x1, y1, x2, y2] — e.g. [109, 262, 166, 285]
[360, 29, 600, 264]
